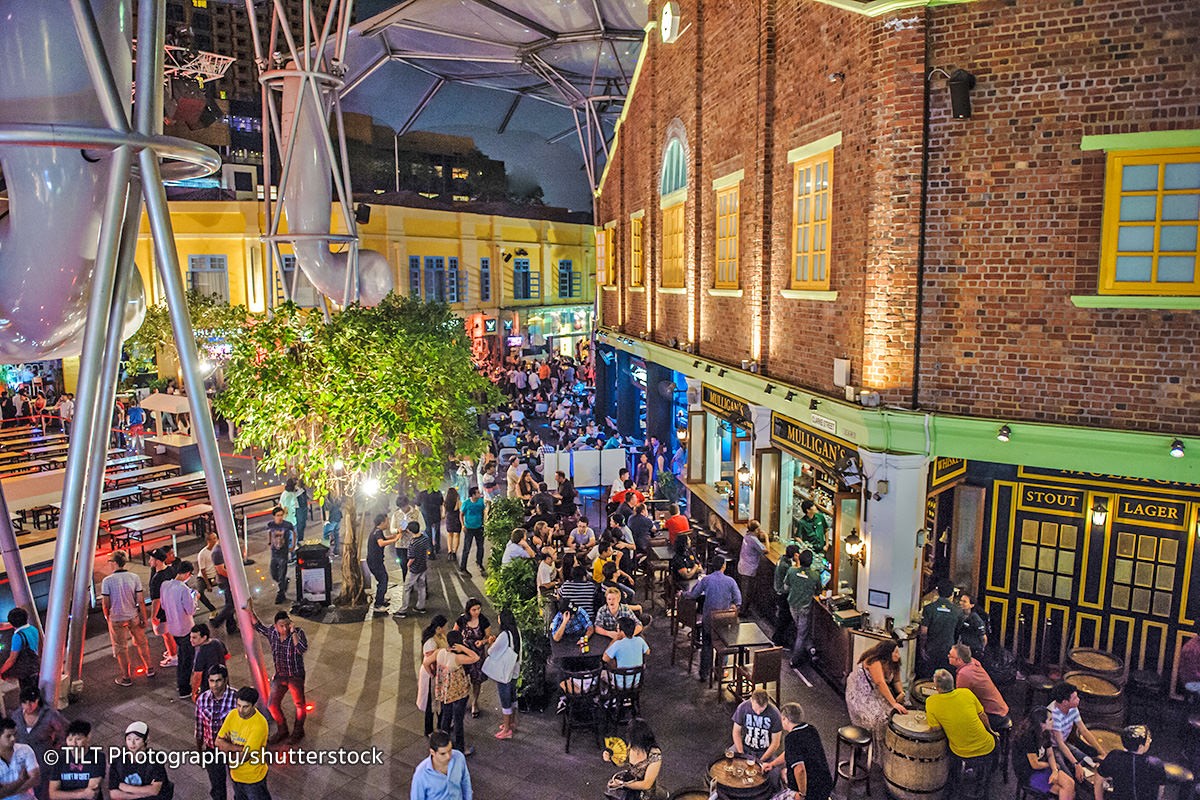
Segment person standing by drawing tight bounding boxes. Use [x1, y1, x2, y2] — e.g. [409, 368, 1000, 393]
[488, 609, 522, 741]
[160, 561, 198, 699]
[109, 722, 172, 800]
[844, 640, 907, 764]
[10, 686, 65, 800]
[0, 609, 40, 692]
[366, 514, 401, 616]
[0, 717, 39, 800]
[124, 400, 146, 452]
[265, 508, 294, 605]
[189, 624, 229, 700]
[101, 550, 154, 686]
[784, 549, 823, 669]
[426, 631, 479, 757]
[147, 548, 178, 668]
[684, 557, 742, 684]
[195, 664, 237, 800]
[321, 496, 343, 557]
[918, 581, 962, 678]
[443, 488, 463, 562]
[216, 687, 272, 800]
[391, 496, 419, 582]
[772, 544, 799, 649]
[458, 488, 487, 578]
[780, 703, 834, 800]
[54, 394, 74, 436]
[209, 542, 239, 637]
[417, 616, 450, 737]
[956, 593, 988, 654]
[47, 719, 105, 800]
[736, 522, 767, 619]
[292, 483, 309, 545]
[395, 523, 431, 618]
[410, 731, 473, 800]
[194, 532, 219, 613]
[248, 602, 308, 745]
[419, 487, 444, 558]
[277, 479, 300, 532]
[792, 501, 828, 552]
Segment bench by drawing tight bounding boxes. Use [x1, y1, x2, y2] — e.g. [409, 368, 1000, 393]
[107, 465, 181, 490]
[112, 503, 214, 563]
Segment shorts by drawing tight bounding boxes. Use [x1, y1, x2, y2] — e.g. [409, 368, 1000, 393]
[1027, 768, 1052, 793]
[129, 424, 145, 435]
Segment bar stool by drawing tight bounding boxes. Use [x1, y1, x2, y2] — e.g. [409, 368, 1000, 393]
[1161, 762, 1193, 800]
[1023, 674, 1054, 715]
[834, 725, 872, 796]
[1128, 669, 1165, 722]
[992, 714, 1014, 784]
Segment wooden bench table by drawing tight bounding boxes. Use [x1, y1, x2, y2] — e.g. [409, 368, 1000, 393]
[106, 464, 180, 490]
[113, 503, 214, 563]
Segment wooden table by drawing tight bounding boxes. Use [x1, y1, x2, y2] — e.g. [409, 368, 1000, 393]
[652, 545, 673, 562]
[0, 435, 66, 450]
[0, 427, 39, 441]
[98, 497, 188, 532]
[115, 503, 213, 563]
[106, 464, 180, 490]
[24, 443, 70, 458]
[137, 470, 205, 500]
[714, 620, 773, 695]
[229, 485, 284, 551]
[0, 451, 31, 466]
[707, 756, 767, 795]
[0, 461, 50, 480]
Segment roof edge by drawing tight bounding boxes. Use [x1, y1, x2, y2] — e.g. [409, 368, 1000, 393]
[595, 21, 656, 201]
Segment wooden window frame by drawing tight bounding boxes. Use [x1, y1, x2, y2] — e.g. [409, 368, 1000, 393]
[1099, 147, 1200, 296]
[630, 215, 644, 287]
[715, 184, 740, 288]
[596, 226, 616, 287]
[790, 150, 834, 290]
[662, 202, 686, 288]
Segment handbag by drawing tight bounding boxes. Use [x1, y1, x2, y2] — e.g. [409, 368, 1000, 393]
[482, 631, 520, 683]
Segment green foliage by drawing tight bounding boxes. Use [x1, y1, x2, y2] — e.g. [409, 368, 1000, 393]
[214, 293, 499, 502]
[482, 496, 526, 574]
[482, 549, 550, 696]
[123, 291, 250, 379]
[655, 471, 682, 506]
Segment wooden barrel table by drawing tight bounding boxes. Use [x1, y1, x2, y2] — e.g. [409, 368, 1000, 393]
[910, 680, 937, 710]
[1066, 648, 1126, 686]
[1065, 670, 1127, 729]
[883, 711, 948, 800]
[671, 791, 712, 800]
[1089, 725, 1126, 757]
[707, 756, 771, 800]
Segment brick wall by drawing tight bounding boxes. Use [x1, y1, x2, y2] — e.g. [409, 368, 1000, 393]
[920, 0, 1200, 434]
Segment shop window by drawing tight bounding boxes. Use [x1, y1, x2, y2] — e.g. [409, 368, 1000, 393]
[1016, 520, 1078, 602]
[1099, 148, 1200, 295]
[790, 150, 833, 290]
[630, 215, 644, 287]
[451, 167, 470, 181]
[1110, 529, 1178, 617]
[596, 226, 615, 286]
[187, 255, 229, 302]
[408, 255, 421, 297]
[558, 259, 580, 299]
[446, 257, 463, 303]
[662, 203, 685, 288]
[715, 185, 739, 288]
[480, 257, 492, 302]
[277, 255, 320, 307]
[513, 258, 538, 300]
[424, 256, 446, 302]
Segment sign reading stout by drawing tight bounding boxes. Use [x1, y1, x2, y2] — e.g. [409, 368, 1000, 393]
[770, 411, 856, 474]
[701, 383, 751, 423]
[1019, 485, 1085, 513]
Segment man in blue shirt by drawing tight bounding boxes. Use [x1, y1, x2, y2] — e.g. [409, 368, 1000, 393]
[411, 730, 472, 800]
[458, 487, 487, 578]
[686, 557, 742, 683]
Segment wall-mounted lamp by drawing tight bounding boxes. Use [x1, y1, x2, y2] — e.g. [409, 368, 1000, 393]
[996, 425, 1012, 443]
[828, 72, 845, 83]
[717, 369, 727, 378]
[844, 528, 865, 566]
[809, 398, 820, 411]
[693, 360, 701, 368]
[1170, 438, 1185, 458]
[785, 391, 797, 402]
[736, 463, 753, 486]
[947, 69, 976, 118]
[765, 384, 777, 395]
[705, 365, 714, 373]
[676, 426, 688, 444]
[1091, 499, 1108, 527]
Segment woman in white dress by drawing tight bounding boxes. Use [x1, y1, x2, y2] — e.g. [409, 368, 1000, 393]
[844, 638, 907, 764]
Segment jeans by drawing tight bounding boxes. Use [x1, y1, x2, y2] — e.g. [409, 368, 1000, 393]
[773, 593, 794, 647]
[233, 778, 272, 800]
[439, 696, 468, 751]
[497, 679, 517, 714]
[269, 549, 289, 599]
[323, 520, 340, 554]
[194, 576, 217, 612]
[212, 579, 238, 634]
[173, 633, 195, 696]
[397, 547, 409, 581]
[422, 510, 443, 553]
[397, 570, 427, 613]
[698, 617, 715, 681]
[368, 560, 389, 608]
[203, 753, 228, 800]
[267, 674, 306, 727]
[791, 605, 812, 660]
[460, 527, 485, 571]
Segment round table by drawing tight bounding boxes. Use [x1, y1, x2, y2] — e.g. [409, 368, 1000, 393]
[707, 756, 770, 800]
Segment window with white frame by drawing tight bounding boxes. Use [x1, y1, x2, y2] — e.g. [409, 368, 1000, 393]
[187, 255, 229, 302]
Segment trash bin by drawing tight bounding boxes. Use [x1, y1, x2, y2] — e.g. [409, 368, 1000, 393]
[295, 543, 332, 606]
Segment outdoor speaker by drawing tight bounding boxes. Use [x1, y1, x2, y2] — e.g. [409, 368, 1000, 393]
[948, 69, 976, 119]
[354, 204, 371, 224]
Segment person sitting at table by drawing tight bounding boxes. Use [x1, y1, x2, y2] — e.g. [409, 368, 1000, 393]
[601, 561, 642, 611]
[1012, 707, 1076, 800]
[551, 598, 593, 643]
[1094, 724, 1167, 800]
[780, 702, 833, 800]
[569, 518, 596, 552]
[605, 719, 664, 800]
[537, 550, 559, 594]
[530, 482, 557, 516]
[501, 528, 536, 565]
[603, 617, 649, 689]
[924, 668, 997, 782]
[684, 557, 741, 684]
[663, 504, 690, 545]
[594, 587, 643, 641]
[671, 533, 702, 591]
[554, 471, 577, 518]
[732, 689, 783, 773]
[1047, 681, 1110, 780]
[627, 504, 657, 555]
[558, 565, 600, 616]
[592, 539, 631, 585]
[948, 644, 1009, 727]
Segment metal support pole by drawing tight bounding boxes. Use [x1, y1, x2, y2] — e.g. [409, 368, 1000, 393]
[38, 145, 135, 706]
[137, 148, 270, 701]
[66, 180, 144, 688]
[0, 488, 40, 634]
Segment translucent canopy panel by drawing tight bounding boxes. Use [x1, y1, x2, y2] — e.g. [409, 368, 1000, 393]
[338, 0, 648, 209]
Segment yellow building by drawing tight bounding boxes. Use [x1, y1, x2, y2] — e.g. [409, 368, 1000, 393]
[132, 199, 596, 356]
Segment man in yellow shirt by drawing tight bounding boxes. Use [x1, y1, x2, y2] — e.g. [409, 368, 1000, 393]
[216, 686, 272, 799]
[924, 669, 997, 784]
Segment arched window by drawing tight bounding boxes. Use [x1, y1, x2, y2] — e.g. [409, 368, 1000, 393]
[660, 137, 688, 196]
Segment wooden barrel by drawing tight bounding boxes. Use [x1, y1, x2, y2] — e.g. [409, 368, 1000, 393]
[883, 711, 948, 800]
[1065, 671, 1127, 729]
[910, 680, 937, 710]
[1089, 726, 1126, 756]
[1066, 648, 1126, 686]
[671, 792, 712, 800]
[707, 756, 772, 800]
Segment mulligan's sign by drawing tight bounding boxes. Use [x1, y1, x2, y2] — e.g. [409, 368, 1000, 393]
[701, 384, 751, 422]
[770, 411, 856, 474]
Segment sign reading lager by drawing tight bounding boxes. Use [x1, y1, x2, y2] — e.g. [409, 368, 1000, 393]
[701, 384, 751, 422]
[770, 411, 856, 473]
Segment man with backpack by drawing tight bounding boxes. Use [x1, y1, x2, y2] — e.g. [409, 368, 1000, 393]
[0, 609, 40, 691]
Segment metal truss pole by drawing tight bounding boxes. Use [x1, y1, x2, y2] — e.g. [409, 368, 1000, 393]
[0, 489, 39, 633]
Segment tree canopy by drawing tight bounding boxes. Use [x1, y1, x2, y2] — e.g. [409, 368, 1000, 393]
[123, 290, 250, 379]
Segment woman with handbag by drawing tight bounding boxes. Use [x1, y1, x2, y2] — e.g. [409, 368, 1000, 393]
[484, 609, 522, 740]
[416, 615, 449, 737]
[423, 630, 479, 756]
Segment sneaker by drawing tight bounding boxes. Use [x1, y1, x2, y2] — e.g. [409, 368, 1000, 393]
[556, 697, 567, 714]
[145, 670, 156, 678]
[415, 608, 427, 615]
[372, 607, 390, 617]
[460, 568, 473, 578]
[160, 656, 178, 667]
[479, 567, 488, 577]
[275, 594, 287, 604]
[393, 611, 408, 619]
[178, 690, 192, 699]
[115, 677, 132, 687]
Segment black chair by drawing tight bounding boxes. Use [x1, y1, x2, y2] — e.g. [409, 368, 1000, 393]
[670, 595, 701, 669]
[560, 666, 603, 752]
[603, 664, 644, 727]
[992, 713, 1013, 784]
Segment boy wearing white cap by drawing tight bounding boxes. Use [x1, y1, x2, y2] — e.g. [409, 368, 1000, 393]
[109, 722, 174, 799]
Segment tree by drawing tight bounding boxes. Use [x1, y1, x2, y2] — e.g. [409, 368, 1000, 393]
[122, 290, 250, 381]
[215, 294, 499, 605]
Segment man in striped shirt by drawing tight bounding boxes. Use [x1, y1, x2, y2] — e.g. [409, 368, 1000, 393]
[195, 664, 237, 800]
[557, 565, 600, 616]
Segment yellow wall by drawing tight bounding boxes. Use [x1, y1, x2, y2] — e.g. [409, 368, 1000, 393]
[135, 201, 596, 314]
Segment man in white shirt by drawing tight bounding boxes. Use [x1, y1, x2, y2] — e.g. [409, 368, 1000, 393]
[194, 531, 218, 612]
[611, 468, 630, 498]
[0, 718, 38, 799]
[55, 394, 75, 435]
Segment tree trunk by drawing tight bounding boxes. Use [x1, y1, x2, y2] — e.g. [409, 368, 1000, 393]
[335, 493, 367, 606]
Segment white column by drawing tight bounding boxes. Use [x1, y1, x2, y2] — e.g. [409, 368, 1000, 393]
[855, 450, 929, 629]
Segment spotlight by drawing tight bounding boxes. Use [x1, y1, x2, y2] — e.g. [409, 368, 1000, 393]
[828, 72, 845, 83]
[809, 399, 820, 411]
[718, 369, 727, 377]
[693, 360, 701, 368]
[705, 365, 713, 373]
[948, 69, 976, 119]
[332, 458, 345, 472]
[996, 425, 1011, 443]
[1169, 438, 1185, 458]
[765, 384, 776, 394]
[785, 391, 796, 402]
[361, 476, 380, 496]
